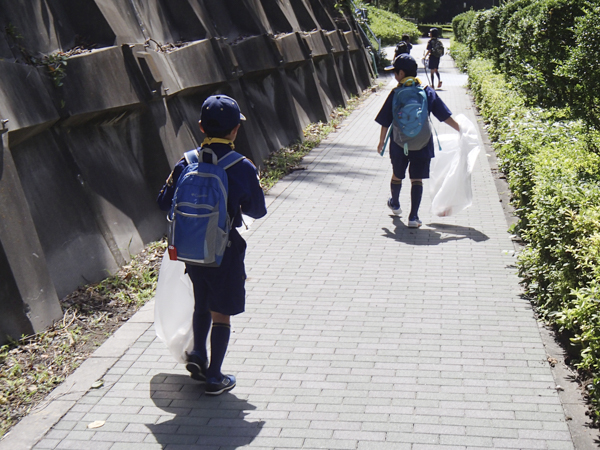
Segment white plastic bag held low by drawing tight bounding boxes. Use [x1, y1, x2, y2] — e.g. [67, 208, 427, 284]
[154, 252, 194, 363]
[429, 114, 480, 217]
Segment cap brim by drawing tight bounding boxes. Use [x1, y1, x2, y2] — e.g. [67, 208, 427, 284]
[384, 65, 395, 71]
[240, 113, 246, 121]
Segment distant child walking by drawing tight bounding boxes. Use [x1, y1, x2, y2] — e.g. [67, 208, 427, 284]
[424, 28, 444, 89]
[375, 55, 460, 227]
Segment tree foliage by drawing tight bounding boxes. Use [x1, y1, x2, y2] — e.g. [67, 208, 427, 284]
[453, 0, 590, 116]
[362, 4, 420, 46]
[363, 0, 441, 20]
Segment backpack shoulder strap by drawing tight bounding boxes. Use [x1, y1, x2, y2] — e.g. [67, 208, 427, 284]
[217, 151, 245, 170]
[184, 149, 200, 165]
[197, 147, 219, 165]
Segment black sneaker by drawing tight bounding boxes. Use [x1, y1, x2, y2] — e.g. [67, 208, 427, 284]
[387, 198, 402, 216]
[205, 374, 236, 396]
[185, 354, 208, 383]
[407, 217, 423, 228]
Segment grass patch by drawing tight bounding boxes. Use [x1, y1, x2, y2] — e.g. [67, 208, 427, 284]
[0, 240, 166, 439]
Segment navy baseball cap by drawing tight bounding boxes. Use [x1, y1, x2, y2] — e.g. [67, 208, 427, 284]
[200, 95, 246, 133]
[385, 53, 418, 73]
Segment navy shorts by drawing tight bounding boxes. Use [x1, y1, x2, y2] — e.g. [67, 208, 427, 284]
[186, 228, 247, 316]
[428, 56, 440, 70]
[390, 151, 431, 180]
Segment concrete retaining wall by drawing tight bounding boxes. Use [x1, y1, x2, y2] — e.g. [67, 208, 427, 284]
[0, 0, 374, 343]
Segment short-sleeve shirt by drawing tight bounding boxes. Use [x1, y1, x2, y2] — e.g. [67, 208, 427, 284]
[375, 83, 452, 158]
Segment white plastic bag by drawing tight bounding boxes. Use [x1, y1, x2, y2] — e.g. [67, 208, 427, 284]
[154, 252, 194, 363]
[429, 114, 480, 217]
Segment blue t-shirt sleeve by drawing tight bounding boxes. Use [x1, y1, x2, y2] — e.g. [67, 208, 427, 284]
[426, 86, 452, 122]
[238, 159, 267, 220]
[156, 159, 186, 211]
[375, 91, 395, 128]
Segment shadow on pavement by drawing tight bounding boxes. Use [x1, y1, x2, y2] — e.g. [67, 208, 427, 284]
[382, 217, 489, 245]
[146, 374, 264, 449]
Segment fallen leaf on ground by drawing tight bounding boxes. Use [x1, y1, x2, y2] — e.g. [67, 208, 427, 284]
[87, 420, 105, 429]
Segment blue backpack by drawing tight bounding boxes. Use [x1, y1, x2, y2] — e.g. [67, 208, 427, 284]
[167, 147, 244, 267]
[391, 77, 432, 155]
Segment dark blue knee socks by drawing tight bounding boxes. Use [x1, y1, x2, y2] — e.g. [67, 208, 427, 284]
[390, 180, 402, 207]
[192, 310, 211, 362]
[409, 181, 423, 219]
[207, 322, 231, 380]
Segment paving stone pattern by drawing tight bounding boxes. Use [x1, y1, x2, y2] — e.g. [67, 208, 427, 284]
[28, 43, 574, 449]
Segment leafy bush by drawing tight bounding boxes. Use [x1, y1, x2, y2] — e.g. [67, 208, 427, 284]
[448, 39, 470, 72]
[501, 0, 583, 107]
[452, 10, 476, 44]
[467, 55, 600, 423]
[556, 3, 600, 129]
[363, 5, 420, 47]
[465, 0, 585, 110]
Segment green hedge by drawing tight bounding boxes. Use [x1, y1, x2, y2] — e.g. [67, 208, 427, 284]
[452, 10, 476, 44]
[448, 40, 470, 72]
[458, 0, 594, 116]
[364, 5, 420, 47]
[557, 2, 600, 129]
[467, 56, 600, 422]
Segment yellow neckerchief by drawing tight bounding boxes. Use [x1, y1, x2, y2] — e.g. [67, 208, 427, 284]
[201, 137, 235, 150]
[398, 76, 422, 87]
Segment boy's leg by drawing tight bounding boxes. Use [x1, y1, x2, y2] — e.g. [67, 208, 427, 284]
[191, 310, 211, 362]
[388, 149, 408, 214]
[409, 179, 423, 224]
[406, 156, 430, 228]
[186, 267, 210, 381]
[207, 311, 230, 379]
[435, 69, 442, 88]
[203, 229, 245, 395]
[206, 311, 236, 395]
[388, 175, 402, 214]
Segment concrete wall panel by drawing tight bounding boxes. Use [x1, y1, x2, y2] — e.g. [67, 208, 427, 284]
[60, 47, 142, 120]
[0, 132, 63, 336]
[0, 61, 58, 146]
[164, 40, 231, 92]
[285, 64, 329, 129]
[10, 131, 122, 298]
[159, 1, 210, 41]
[232, 35, 280, 75]
[241, 72, 303, 155]
[201, 0, 265, 41]
[92, 1, 147, 46]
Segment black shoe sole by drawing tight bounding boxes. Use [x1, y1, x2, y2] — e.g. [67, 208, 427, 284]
[186, 362, 207, 383]
[205, 378, 236, 396]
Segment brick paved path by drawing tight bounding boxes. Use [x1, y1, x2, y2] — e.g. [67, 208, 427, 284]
[3, 42, 577, 450]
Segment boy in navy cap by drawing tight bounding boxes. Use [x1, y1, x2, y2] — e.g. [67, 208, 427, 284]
[157, 95, 267, 395]
[376, 54, 459, 227]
